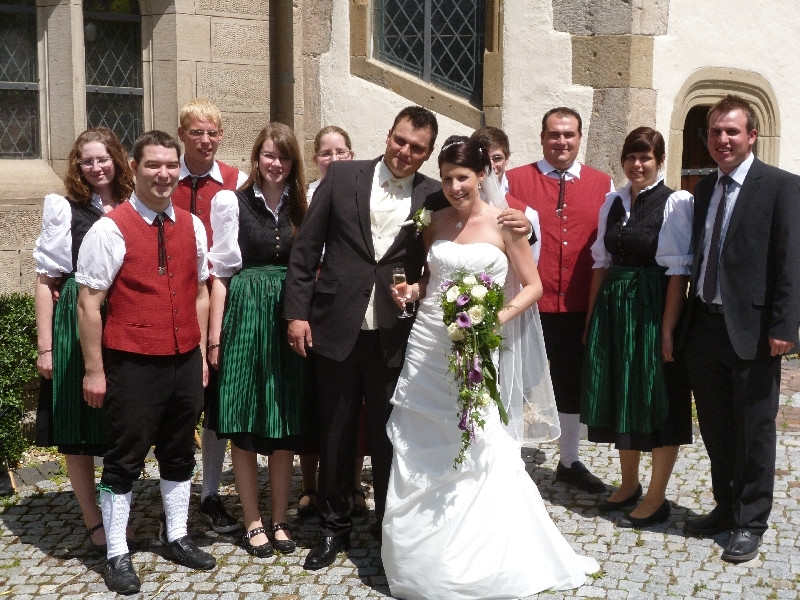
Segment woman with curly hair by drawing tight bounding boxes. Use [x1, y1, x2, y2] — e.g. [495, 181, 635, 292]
[33, 128, 134, 554]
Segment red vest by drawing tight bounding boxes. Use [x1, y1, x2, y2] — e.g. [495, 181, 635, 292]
[172, 160, 241, 248]
[507, 163, 611, 313]
[103, 201, 201, 355]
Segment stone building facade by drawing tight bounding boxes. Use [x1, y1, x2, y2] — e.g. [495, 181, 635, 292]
[1, 0, 794, 294]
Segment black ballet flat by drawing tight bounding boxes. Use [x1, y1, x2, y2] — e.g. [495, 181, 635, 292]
[597, 483, 643, 512]
[297, 489, 317, 519]
[617, 499, 671, 528]
[242, 526, 274, 558]
[271, 522, 296, 554]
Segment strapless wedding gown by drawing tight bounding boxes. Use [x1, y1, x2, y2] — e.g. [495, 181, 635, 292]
[382, 240, 599, 600]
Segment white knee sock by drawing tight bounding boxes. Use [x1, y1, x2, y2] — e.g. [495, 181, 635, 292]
[201, 428, 227, 501]
[558, 412, 582, 467]
[160, 479, 190, 542]
[100, 488, 131, 559]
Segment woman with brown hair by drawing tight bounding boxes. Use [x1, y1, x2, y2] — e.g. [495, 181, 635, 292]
[582, 127, 694, 527]
[207, 122, 307, 557]
[33, 128, 134, 553]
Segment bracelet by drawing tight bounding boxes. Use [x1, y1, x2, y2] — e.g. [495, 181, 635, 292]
[208, 342, 220, 350]
[38, 348, 52, 355]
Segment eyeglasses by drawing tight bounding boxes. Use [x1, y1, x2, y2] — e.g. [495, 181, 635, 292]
[186, 129, 220, 139]
[317, 149, 351, 159]
[78, 156, 113, 168]
[489, 154, 507, 163]
[259, 151, 292, 166]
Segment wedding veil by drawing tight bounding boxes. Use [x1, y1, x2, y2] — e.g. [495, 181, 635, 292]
[481, 169, 561, 446]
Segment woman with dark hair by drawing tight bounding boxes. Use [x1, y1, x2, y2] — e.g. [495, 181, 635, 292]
[207, 122, 307, 557]
[381, 136, 598, 599]
[33, 128, 134, 553]
[581, 127, 693, 527]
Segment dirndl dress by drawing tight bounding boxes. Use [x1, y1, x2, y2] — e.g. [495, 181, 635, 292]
[215, 264, 306, 454]
[36, 274, 107, 454]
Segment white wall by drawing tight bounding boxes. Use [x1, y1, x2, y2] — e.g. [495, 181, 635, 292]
[655, 0, 800, 174]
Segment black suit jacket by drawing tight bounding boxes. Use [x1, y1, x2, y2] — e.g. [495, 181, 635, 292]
[682, 157, 800, 360]
[284, 157, 441, 367]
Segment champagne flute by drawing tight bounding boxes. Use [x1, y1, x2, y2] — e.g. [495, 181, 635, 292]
[392, 267, 413, 318]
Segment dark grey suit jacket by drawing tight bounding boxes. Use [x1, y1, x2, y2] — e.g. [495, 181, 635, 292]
[683, 157, 800, 359]
[284, 157, 441, 367]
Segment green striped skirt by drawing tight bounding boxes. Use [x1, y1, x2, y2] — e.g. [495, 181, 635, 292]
[51, 274, 107, 446]
[581, 265, 668, 434]
[216, 265, 306, 439]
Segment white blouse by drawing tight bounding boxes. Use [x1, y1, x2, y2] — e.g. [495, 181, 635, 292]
[590, 177, 693, 276]
[33, 193, 105, 277]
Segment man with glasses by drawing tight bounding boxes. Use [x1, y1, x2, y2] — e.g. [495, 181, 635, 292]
[174, 99, 247, 535]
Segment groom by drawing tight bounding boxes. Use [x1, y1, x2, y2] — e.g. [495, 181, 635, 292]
[285, 106, 440, 569]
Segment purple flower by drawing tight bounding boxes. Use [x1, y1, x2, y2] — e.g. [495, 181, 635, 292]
[468, 356, 483, 385]
[458, 408, 469, 431]
[440, 279, 454, 292]
[456, 311, 472, 328]
[456, 294, 470, 307]
[479, 272, 492, 286]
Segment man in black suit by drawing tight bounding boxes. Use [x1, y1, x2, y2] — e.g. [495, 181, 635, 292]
[682, 94, 800, 562]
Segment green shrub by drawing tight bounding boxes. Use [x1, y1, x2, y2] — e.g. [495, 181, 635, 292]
[0, 293, 37, 466]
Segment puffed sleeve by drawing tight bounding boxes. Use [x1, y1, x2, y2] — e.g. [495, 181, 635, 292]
[75, 218, 126, 290]
[590, 191, 617, 269]
[191, 214, 210, 282]
[33, 194, 73, 277]
[208, 189, 242, 278]
[656, 190, 694, 276]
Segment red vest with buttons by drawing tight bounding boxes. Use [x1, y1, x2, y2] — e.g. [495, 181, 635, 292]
[103, 201, 200, 355]
[172, 160, 241, 248]
[507, 162, 611, 313]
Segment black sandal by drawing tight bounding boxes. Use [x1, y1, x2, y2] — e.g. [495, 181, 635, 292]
[297, 489, 317, 519]
[352, 487, 368, 516]
[271, 522, 296, 554]
[87, 522, 107, 555]
[242, 526, 274, 558]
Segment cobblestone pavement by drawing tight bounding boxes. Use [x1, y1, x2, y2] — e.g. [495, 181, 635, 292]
[2, 361, 799, 599]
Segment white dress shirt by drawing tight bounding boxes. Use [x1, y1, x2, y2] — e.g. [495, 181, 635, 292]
[178, 156, 248, 188]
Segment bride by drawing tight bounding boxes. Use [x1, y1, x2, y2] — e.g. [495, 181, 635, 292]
[381, 136, 599, 599]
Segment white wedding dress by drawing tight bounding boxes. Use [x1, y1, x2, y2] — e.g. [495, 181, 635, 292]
[382, 240, 599, 600]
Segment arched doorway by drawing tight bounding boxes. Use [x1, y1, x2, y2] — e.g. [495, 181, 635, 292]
[680, 105, 715, 194]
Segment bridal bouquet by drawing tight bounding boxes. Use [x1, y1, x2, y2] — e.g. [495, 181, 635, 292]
[440, 268, 506, 467]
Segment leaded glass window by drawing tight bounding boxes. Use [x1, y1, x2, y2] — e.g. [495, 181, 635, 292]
[0, 0, 39, 158]
[374, 0, 485, 107]
[84, 0, 143, 150]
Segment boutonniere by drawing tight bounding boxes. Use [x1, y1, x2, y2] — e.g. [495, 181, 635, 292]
[400, 208, 432, 233]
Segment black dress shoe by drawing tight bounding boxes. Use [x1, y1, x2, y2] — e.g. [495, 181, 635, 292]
[102, 553, 140, 595]
[164, 535, 216, 570]
[271, 522, 297, 554]
[617, 500, 671, 528]
[555, 460, 606, 493]
[721, 529, 762, 562]
[684, 507, 736, 536]
[597, 484, 643, 512]
[303, 534, 351, 570]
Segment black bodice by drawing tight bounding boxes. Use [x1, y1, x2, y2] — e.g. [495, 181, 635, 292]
[236, 187, 294, 266]
[603, 181, 674, 267]
[70, 200, 104, 270]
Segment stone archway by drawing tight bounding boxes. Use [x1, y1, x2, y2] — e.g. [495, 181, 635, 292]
[667, 67, 780, 189]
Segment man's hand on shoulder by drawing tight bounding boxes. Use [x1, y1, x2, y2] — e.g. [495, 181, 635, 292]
[497, 208, 532, 237]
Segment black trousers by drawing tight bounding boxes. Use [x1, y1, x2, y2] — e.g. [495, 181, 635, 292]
[540, 311, 587, 414]
[100, 347, 204, 494]
[684, 312, 780, 535]
[313, 330, 401, 536]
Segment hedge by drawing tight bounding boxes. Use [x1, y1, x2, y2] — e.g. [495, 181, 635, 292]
[0, 293, 37, 466]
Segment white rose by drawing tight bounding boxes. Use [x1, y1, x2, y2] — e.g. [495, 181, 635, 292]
[445, 285, 461, 303]
[467, 305, 484, 324]
[447, 322, 465, 341]
[478, 391, 492, 406]
[470, 284, 488, 301]
[462, 275, 478, 286]
[420, 208, 432, 226]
